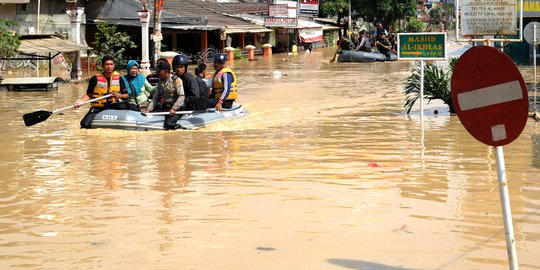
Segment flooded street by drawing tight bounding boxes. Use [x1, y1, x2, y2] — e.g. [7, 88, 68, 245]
[1, 47, 540, 270]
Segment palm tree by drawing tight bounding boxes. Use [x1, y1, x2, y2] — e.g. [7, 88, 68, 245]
[403, 57, 459, 114]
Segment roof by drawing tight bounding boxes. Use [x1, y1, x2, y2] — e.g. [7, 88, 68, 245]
[85, 0, 210, 29]
[164, 0, 272, 33]
[18, 35, 89, 54]
[85, 0, 272, 33]
[229, 14, 339, 30]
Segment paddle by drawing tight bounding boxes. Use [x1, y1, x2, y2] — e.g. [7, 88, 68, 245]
[141, 108, 216, 117]
[23, 94, 113, 127]
[329, 47, 341, 63]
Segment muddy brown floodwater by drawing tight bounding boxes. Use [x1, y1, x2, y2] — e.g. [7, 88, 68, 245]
[1, 47, 540, 270]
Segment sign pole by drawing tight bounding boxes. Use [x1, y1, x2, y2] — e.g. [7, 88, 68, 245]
[420, 59, 424, 121]
[494, 146, 519, 270]
[535, 24, 538, 114]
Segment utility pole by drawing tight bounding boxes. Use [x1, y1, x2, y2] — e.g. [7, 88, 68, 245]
[153, 0, 163, 66]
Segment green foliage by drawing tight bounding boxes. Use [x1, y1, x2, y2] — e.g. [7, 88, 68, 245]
[354, 0, 416, 28]
[0, 19, 21, 58]
[402, 58, 460, 114]
[429, 7, 442, 25]
[321, 0, 349, 16]
[92, 22, 136, 68]
[234, 47, 243, 60]
[406, 19, 425, 33]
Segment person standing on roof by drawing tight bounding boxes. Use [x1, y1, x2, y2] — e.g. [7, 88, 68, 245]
[208, 53, 238, 111]
[74, 55, 128, 128]
[172, 54, 207, 110]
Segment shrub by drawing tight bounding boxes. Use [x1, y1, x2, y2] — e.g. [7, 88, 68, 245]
[406, 19, 425, 33]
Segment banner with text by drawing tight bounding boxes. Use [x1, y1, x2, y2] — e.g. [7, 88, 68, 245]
[264, 17, 297, 27]
[269, 4, 288, 17]
[298, 28, 323, 43]
[300, 0, 319, 16]
[461, 0, 517, 36]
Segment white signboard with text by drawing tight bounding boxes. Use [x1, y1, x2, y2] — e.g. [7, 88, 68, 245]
[269, 4, 288, 18]
[461, 0, 516, 36]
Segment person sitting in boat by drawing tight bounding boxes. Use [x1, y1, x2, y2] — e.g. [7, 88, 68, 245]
[172, 54, 207, 111]
[208, 53, 237, 111]
[388, 33, 397, 52]
[350, 33, 360, 49]
[146, 58, 168, 87]
[195, 63, 210, 99]
[74, 55, 128, 129]
[375, 33, 396, 60]
[121, 60, 155, 111]
[142, 61, 185, 130]
[355, 30, 372, 52]
[338, 36, 354, 53]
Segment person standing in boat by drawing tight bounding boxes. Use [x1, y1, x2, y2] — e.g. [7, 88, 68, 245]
[208, 53, 237, 111]
[172, 54, 207, 110]
[355, 30, 372, 52]
[374, 23, 388, 42]
[146, 58, 168, 87]
[194, 63, 211, 99]
[74, 55, 128, 129]
[121, 60, 155, 111]
[142, 61, 185, 130]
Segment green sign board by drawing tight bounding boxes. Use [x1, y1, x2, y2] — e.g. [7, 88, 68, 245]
[397, 33, 446, 60]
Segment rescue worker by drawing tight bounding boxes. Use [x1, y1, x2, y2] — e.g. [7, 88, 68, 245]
[172, 54, 207, 110]
[355, 30, 372, 52]
[74, 55, 128, 129]
[208, 53, 238, 111]
[142, 61, 185, 130]
[375, 33, 395, 60]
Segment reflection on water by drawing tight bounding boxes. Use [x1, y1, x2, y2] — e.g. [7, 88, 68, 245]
[0, 48, 540, 270]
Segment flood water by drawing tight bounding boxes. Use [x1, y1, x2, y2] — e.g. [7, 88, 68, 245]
[1, 48, 540, 270]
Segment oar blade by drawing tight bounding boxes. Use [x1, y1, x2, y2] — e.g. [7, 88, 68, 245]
[23, 110, 53, 126]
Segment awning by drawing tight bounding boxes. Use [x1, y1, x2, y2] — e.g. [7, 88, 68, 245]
[224, 26, 273, 34]
[299, 28, 323, 43]
[0, 0, 30, 3]
[18, 35, 89, 55]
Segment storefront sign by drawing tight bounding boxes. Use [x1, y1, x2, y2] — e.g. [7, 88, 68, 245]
[300, 0, 319, 15]
[269, 4, 288, 17]
[461, 0, 517, 36]
[264, 17, 297, 27]
[397, 32, 446, 60]
[517, 0, 540, 17]
[298, 28, 323, 43]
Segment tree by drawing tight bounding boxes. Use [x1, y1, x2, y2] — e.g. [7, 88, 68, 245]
[321, 0, 349, 39]
[92, 22, 136, 67]
[429, 7, 442, 25]
[353, 0, 416, 30]
[0, 19, 21, 58]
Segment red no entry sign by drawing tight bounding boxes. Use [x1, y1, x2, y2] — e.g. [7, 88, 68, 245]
[451, 46, 528, 146]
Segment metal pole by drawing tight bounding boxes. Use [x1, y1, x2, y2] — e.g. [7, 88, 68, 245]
[420, 59, 424, 121]
[534, 24, 538, 113]
[37, 0, 40, 34]
[348, 0, 352, 36]
[494, 146, 519, 270]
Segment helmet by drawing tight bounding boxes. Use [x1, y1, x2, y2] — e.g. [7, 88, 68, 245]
[214, 53, 227, 63]
[172, 54, 189, 68]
